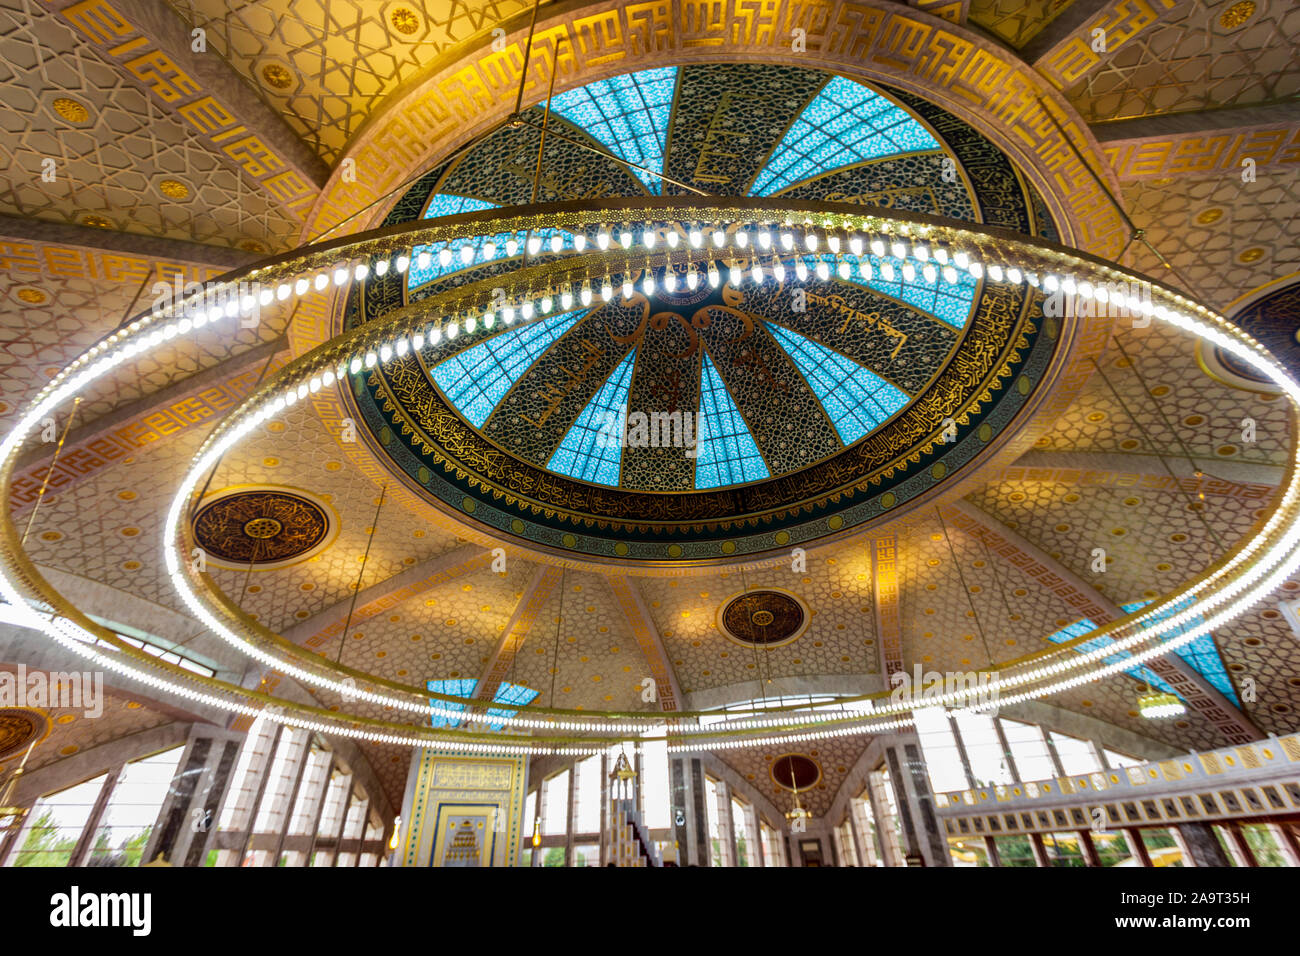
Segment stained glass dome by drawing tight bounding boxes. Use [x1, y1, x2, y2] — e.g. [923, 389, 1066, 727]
[346, 63, 1063, 561]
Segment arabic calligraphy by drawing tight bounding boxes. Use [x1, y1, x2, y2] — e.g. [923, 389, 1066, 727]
[522, 337, 605, 428]
[692, 91, 763, 186]
[805, 292, 909, 360]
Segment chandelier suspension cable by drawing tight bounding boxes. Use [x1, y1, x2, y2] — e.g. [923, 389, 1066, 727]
[936, 506, 997, 671]
[188, 347, 281, 522]
[1087, 357, 1227, 553]
[1112, 333, 1210, 476]
[548, 564, 567, 709]
[20, 397, 80, 547]
[335, 484, 387, 665]
[522, 34, 565, 271]
[1034, 96, 1209, 305]
[509, 115, 712, 197]
[736, 560, 772, 702]
[976, 531, 1015, 671]
[235, 536, 264, 608]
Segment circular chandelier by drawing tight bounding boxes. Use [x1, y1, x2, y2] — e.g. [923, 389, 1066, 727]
[3, 197, 1298, 756]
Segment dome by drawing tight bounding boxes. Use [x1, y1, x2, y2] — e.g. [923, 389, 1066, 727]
[345, 64, 1064, 563]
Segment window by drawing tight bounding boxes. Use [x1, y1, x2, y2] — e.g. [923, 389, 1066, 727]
[573, 755, 602, 835]
[541, 770, 569, 836]
[731, 797, 756, 867]
[84, 747, 184, 867]
[572, 843, 600, 867]
[914, 706, 968, 793]
[1103, 749, 1142, 769]
[948, 837, 990, 867]
[704, 776, 729, 866]
[835, 819, 858, 866]
[8, 773, 108, 867]
[761, 822, 785, 867]
[1239, 824, 1292, 867]
[850, 792, 883, 866]
[639, 731, 671, 830]
[999, 719, 1057, 781]
[1092, 831, 1135, 867]
[522, 790, 538, 854]
[1050, 732, 1101, 775]
[1140, 828, 1185, 867]
[868, 765, 904, 865]
[953, 710, 1014, 786]
[1041, 832, 1086, 867]
[992, 834, 1037, 867]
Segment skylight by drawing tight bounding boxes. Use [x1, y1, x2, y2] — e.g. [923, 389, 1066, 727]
[548, 349, 636, 486]
[768, 325, 909, 445]
[431, 311, 584, 427]
[694, 354, 769, 489]
[546, 68, 677, 194]
[750, 76, 940, 197]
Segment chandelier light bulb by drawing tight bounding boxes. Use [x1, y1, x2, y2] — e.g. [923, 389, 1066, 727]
[580, 283, 593, 306]
[815, 261, 830, 280]
[482, 241, 496, 258]
[438, 247, 453, 266]
[460, 244, 475, 263]
[686, 269, 699, 290]
[880, 262, 895, 281]
[689, 228, 703, 248]
[795, 259, 808, 281]
[712, 229, 725, 248]
[550, 234, 563, 253]
[572, 234, 586, 252]
[620, 230, 633, 249]
[643, 229, 656, 248]
[780, 231, 794, 251]
[597, 230, 611, 250]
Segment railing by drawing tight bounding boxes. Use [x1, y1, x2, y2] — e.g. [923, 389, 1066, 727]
[934, 733, 1300, 837]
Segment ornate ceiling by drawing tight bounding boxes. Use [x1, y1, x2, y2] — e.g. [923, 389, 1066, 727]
[2, 0, 1298, 819]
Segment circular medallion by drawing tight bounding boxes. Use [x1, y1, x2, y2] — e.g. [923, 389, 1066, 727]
[719, 589, 809, 648]
[0, 707, 50, 760]
[192, 487, 336, 569]
[770, 753, 822, 792]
